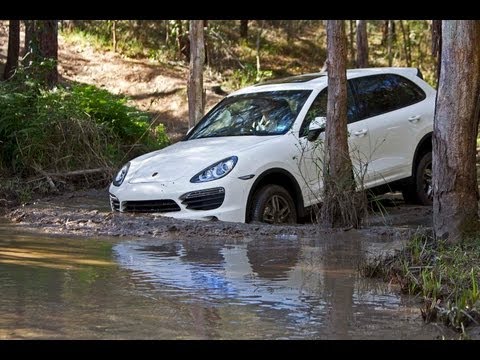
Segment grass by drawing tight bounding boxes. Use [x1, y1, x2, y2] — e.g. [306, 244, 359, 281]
[361, 233, 480, 334]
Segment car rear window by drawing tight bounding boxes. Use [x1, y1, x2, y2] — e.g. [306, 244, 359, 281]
[351, 74, 426, 119]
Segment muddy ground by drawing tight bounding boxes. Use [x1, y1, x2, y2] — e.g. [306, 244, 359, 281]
[7, 187, 480, 340]
[3, 188, 432, 244]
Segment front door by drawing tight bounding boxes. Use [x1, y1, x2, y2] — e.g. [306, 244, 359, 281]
[295, 85, 371, 207]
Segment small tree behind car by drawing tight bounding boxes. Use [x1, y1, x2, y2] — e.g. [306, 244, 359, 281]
[188, 20, 205, 129]
[321, 20, 364, 228]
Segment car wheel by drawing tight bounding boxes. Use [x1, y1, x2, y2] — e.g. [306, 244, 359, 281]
[403, 151, 432, 205]
[250, 185, 297, 224]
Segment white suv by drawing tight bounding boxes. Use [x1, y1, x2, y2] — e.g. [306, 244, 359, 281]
[109, 67, 434, 224]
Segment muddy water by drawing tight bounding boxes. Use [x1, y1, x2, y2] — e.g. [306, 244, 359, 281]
[0, 221, 447, 339]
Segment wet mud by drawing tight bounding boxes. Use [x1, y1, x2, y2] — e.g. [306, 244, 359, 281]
[4, 188, 433, 244]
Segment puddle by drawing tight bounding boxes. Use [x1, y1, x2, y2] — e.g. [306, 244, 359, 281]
[0, 221, 449, 339]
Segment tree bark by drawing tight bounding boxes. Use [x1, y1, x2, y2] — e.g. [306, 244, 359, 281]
[399, 20, 412, 67]
[36, 20, 59, 88]
[112, 20, 117, 52]
[4, 20, 20, 80]
[187, 20, 205, 128]
[321, 20, 357, 228]
[349, 20, 355, 65]
[23, 20, 35, 58]
[387, 20, 393, 67]
[433, 20, 480, 243]
[355, 20, 368, 68]
[240, 20, 249, 39]
[381, 20, 389, 46]
[432, 20, 442, 85]
[255, 20, 265, 82]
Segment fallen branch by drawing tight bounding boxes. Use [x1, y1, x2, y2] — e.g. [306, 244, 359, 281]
[34, 166, 58, 192]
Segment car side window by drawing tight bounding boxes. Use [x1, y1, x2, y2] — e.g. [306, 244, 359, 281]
[299, 85, 357, 137]
[351, 74, 426, 120]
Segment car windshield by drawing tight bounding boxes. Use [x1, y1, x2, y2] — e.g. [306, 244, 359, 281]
[186, 90, 312, 140]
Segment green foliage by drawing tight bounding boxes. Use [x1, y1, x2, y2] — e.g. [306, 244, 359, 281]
[0, 70, 169, 177]
[229, 63, 273, 89]
[364, 233, 480, 332]
[71, 84, 154, 143]
[61, 28, 111, 52]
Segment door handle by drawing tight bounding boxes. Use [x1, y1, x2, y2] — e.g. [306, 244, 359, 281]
[408, 115, 421, 123]
[353, 129, 368, 137]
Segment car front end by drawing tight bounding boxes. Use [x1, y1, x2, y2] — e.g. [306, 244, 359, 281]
[109, 86, 314, 223]
[109, 153, 253, 223]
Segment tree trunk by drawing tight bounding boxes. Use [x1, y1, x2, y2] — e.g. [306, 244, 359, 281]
[433, 20, 480, 243]
[240, 20, 249, 39]
[187, 20, 205, 129]
[203, 20, 209, 67]
[355, 20, 368, 68]
[432, 20, 442, 85]
[321, 20, 358, 228]
[176, 20, 189, 61]
[23, 20, 35, 58]
[112, 20, 117, 52]
[36, 20, 59, 88]
[387, 20, 393, 66]
[399, 20, 412, 67]
[381, 20, 389, 46]
[349, 20, 355, 66]
[4, 20, 20, 80]
[255, 20, 265, 82]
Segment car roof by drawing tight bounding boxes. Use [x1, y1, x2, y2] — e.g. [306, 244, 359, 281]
[229, 67, 421, 96]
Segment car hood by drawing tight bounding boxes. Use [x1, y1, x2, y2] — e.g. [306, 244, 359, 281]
[128, 136, 277, 183]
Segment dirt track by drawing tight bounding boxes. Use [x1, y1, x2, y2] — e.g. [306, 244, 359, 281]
[0, 21, 224, 143]
[4, 188, 433, 243]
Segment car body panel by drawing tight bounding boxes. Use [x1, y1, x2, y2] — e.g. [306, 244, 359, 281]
[109, 67, 435, 223]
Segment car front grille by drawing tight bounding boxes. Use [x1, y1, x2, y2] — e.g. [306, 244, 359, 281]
[110, 194, 120, 211]
[180, 187, 225, 211]
[123, 199, 181, 213]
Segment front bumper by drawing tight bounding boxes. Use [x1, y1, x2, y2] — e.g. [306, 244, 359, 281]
[108, 177, 250, 223]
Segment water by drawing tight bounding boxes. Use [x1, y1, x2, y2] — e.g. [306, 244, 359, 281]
[0, 221, 447, 339]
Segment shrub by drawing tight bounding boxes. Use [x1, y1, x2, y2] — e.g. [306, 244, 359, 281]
[0, 72, 169, 177]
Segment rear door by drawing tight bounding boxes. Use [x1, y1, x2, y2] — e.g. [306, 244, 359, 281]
[349, 74, 427, 187]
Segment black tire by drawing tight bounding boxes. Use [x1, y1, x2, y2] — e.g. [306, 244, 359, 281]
[402, 151, 432, 205]
[250, 185, 297, 224]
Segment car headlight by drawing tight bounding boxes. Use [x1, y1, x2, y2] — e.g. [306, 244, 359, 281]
[190, 156, 238, 183]
[112, 162, 130, 187]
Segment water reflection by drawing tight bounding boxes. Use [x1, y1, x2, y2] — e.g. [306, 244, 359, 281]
[247, 238, 301, 280]
[0, 221, 445, 339]
[114, 238, 308, 310]
[113, 234, 425, 339]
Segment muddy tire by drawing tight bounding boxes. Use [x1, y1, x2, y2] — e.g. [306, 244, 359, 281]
[250, 185, 297, 224]
[402, 151, 432, 206]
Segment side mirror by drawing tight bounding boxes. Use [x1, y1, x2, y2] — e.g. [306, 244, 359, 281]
[307, 116, 326, 141]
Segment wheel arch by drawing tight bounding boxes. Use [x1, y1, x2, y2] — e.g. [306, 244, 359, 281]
[412, 132, 432, 177]
[245, 168, 305, 222]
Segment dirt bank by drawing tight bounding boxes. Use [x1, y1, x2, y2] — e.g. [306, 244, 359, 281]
[4, 188, 432, 243]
